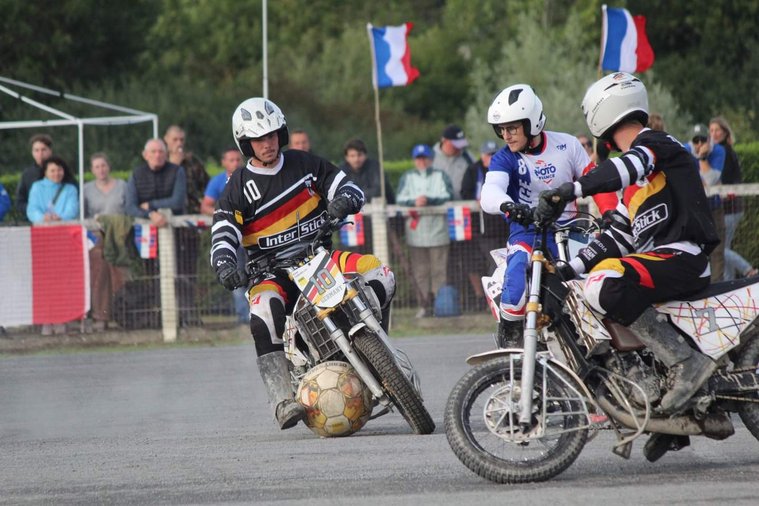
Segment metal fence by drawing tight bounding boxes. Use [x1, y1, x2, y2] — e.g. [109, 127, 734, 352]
[2, 184, 759, 341]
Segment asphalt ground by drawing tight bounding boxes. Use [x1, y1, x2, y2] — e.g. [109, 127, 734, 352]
[2, 334, 759, 505]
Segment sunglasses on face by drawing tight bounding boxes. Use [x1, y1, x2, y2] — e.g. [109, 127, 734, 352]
[495, 124, 521, 136]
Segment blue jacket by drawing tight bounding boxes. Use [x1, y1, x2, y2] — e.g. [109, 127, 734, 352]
[26, 178, 79, 223]
[0, 182, 10, 221]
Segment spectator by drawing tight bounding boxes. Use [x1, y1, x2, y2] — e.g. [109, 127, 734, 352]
[647, 112, 665, 131]
[339, 138, 395, 204]
[687, 123, 726, 282]
[164, 125, 209, 215]
[83, 152, 128, 332]
[710, 116, 755, 280]
[432, 124, 473, 199]
[200, 146, 243, 216]
[126, 138, 197, 325]
[200, 146, 249, 324]
[289, 129, 312, 152]
[164, 125, 205, 324]
[461, 140, 509, 279]
[26, 156, 79, 224]
[0, 182, 10, 221]
[125, 138, 186, 226]
[396, 144, 454, 318]
[27, 156, 79, 336]
[83, 152, 127, 218]
[576, 133, 594, 159]
[16, 133, 54, 217]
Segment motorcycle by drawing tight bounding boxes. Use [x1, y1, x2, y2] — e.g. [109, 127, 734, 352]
[445, 211, 759, 482]
[245, 217, 435, 435]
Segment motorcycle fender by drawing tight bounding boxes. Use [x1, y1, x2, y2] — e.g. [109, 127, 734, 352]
[348, 322, 367, 338]
[466, 350, 595, 404]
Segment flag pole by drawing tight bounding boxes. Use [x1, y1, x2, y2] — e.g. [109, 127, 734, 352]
[591, 4, 608, 164]
[367, 23, 386, 203]
[366, 24, 390, 266]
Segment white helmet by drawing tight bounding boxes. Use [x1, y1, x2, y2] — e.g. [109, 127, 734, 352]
[232, 97, 289, 157]
[581, 72, 649, 140]
[487, 84, 546, 137]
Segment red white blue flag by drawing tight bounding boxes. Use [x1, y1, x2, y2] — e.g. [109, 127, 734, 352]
[339, 213, 365, 247]
[134, 224, 158, 259]
[447, 206, 472, 241]
[600, 5, 654, 73]
[0, 225, 90, 326]
[367, 23, 420, 88]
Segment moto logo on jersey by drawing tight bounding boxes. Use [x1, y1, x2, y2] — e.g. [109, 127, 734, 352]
[534, 160, 557, 184]
[258, 212, 327, 249]
[557, 143, 567, 151]
[632, 203, 668, 235]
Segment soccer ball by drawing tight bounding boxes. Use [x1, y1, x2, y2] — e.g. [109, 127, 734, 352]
[296, 361, 374, 437]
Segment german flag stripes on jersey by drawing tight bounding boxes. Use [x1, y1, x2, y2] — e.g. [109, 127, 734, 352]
[571, 129, 718, 265]
[210, 149, 364, 270]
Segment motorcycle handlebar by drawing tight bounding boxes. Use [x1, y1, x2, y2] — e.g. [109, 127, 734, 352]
[243, 217, 349, 282]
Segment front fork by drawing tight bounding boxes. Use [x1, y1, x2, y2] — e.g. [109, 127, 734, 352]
[519, 250, 545, 430]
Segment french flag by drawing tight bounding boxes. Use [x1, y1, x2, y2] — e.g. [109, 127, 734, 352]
[600, 5, 655, 73]
[367, 23, 420, 88]
[339, 213, 365, 247]
[448, 206, 472, 241]
[0, 225, 90, 326]
[134, 224, 158, 259]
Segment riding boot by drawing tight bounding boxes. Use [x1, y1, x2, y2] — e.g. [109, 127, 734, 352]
[256, 351, 306, 429]
[628, 307, 716, 413]
[495, 319, 523, 348]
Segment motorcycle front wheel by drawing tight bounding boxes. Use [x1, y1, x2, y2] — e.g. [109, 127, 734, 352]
[444, 355, 588, 483]
[353, 330, 435, 435]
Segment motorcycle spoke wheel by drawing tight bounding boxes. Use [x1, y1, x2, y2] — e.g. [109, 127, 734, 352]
[444, 356, 588, 483]
[353, 330, 435, 435]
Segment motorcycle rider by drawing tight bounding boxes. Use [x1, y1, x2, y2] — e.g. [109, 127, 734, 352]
[480, 84, 617, 348]
[211, 97, 396, 429]
[536, 72, 719, 414]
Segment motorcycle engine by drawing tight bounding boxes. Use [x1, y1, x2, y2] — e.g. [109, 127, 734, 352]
[607, 352, 662, 408]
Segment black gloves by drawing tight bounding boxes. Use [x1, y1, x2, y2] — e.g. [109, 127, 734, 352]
[500, 201, 533, 226]
[216, 262, 247, 291]
[327, 196, 352, 220]
[555, 261, 576, 281]
[535, 182, 577, 224]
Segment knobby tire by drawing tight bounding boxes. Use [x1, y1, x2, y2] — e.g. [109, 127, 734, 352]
[353, 331, 435, 435]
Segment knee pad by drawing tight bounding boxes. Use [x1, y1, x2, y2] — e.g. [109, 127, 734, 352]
[361, 262, 396, 309]
[249, 289, 286, 356]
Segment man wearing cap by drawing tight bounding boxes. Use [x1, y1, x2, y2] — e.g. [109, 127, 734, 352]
[432, 124, 473, 199]
[686, 123, 726, 281]
[396, 144, 454, 318]
[462, 140, 509, 271]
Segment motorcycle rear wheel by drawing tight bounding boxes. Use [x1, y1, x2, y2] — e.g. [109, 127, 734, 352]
[735, 331, 759, 441]
[444, 356, 588, 483]
[353, 330, 435, 435]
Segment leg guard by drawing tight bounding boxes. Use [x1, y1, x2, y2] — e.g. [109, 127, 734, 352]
[495, 319, 523, 348]
[256, 350, 305, 430]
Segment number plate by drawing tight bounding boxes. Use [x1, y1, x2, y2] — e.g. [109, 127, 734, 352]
[292, 250, 346, 308]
